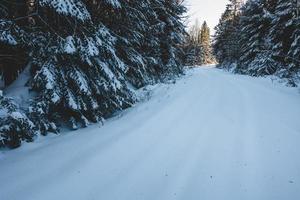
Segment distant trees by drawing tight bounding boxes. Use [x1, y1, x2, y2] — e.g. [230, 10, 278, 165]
[0, 0, 187, 148]
[213, 0, 300, 85]
[213, 0, 243, 69]
[184, 20, 215, 66]
[199, 21, 215, 65]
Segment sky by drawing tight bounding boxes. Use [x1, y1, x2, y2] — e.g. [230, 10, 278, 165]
[184, 0, 229, 33]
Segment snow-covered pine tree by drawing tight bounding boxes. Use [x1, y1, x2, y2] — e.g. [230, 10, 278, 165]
[93, 0, 152, 88]
[234, 0, 299, 85]
[0, 91, 35, 148]
[0, 1, 28, 88]
[153, 0, 186, 77]
[210, 0, 299, 84]
[199, 21, 215, 64]
[0, 0, 187, 148]
[28, 0, 135, 132]
[287, 21, 300, 85]
[269, 0, 300, 84]
[145, 0, 186, 79]
[237, 0, 278, 76]
[213, 0, 243, 69]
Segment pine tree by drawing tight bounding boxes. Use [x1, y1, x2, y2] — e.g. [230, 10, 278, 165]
[237, 0, 278, 76]
[212, 0, 299, 84]
[234, 0, 299, 84]
[184, 20, 214, 66]
[0, 0, 187, 148]
[287, 24, 300, 84]
[154, 0, 186, 76]
[0, 91, 35, 148]
[200, 21, 209, 45]
[213, 0, 243, 69]
[200, 21, 215, 64]
[269, 0, 300, 83]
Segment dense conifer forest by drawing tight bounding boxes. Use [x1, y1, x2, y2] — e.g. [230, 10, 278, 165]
[0, 0, 186, 148]
[213, 0, 300, 86]
[1, 1, 300, 199]
[0, 0, 299, 149]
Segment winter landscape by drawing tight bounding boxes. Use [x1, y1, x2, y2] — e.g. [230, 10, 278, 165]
[0, 0, 300, 200]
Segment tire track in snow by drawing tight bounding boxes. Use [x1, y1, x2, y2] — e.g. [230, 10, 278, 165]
[1, 67, 300, 200]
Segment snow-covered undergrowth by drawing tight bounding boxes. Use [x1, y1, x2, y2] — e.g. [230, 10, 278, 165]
[217, 63, 300, 87]
[1, 66, 300, 200]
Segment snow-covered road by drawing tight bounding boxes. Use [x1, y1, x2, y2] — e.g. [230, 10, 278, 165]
[1, 66, 300, 200]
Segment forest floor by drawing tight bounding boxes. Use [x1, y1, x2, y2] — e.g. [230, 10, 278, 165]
[1, 66, 300, 200]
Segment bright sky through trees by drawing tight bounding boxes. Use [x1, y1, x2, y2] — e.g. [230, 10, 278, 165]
[185, 0, 228, 32]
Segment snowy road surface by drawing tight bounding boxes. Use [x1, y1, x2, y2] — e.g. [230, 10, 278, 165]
[1, 66, 300, 200]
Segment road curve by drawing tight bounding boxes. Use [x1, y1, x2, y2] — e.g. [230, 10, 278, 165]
[1, 66, 300, 200]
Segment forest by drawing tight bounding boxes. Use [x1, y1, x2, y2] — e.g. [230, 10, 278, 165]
[0, 0, 186, 148]
[0, 0, 299, 149]
[213, 0, 300, 86]
[0, 1, 300, 200]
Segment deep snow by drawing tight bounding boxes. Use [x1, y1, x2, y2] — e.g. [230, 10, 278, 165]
[1, 66, 300, 200]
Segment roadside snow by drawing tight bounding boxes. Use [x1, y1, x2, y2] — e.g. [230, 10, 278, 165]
[4, 65, 34, 108]
[1, 66, 300, 200]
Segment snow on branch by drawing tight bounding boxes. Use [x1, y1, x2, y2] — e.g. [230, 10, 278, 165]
[39, 0, 91, 21]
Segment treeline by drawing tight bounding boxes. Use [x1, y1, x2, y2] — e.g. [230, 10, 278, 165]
[214, 0, 300, 85]
[0, 0, 186, 148]
[184, 20, 215, 66]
